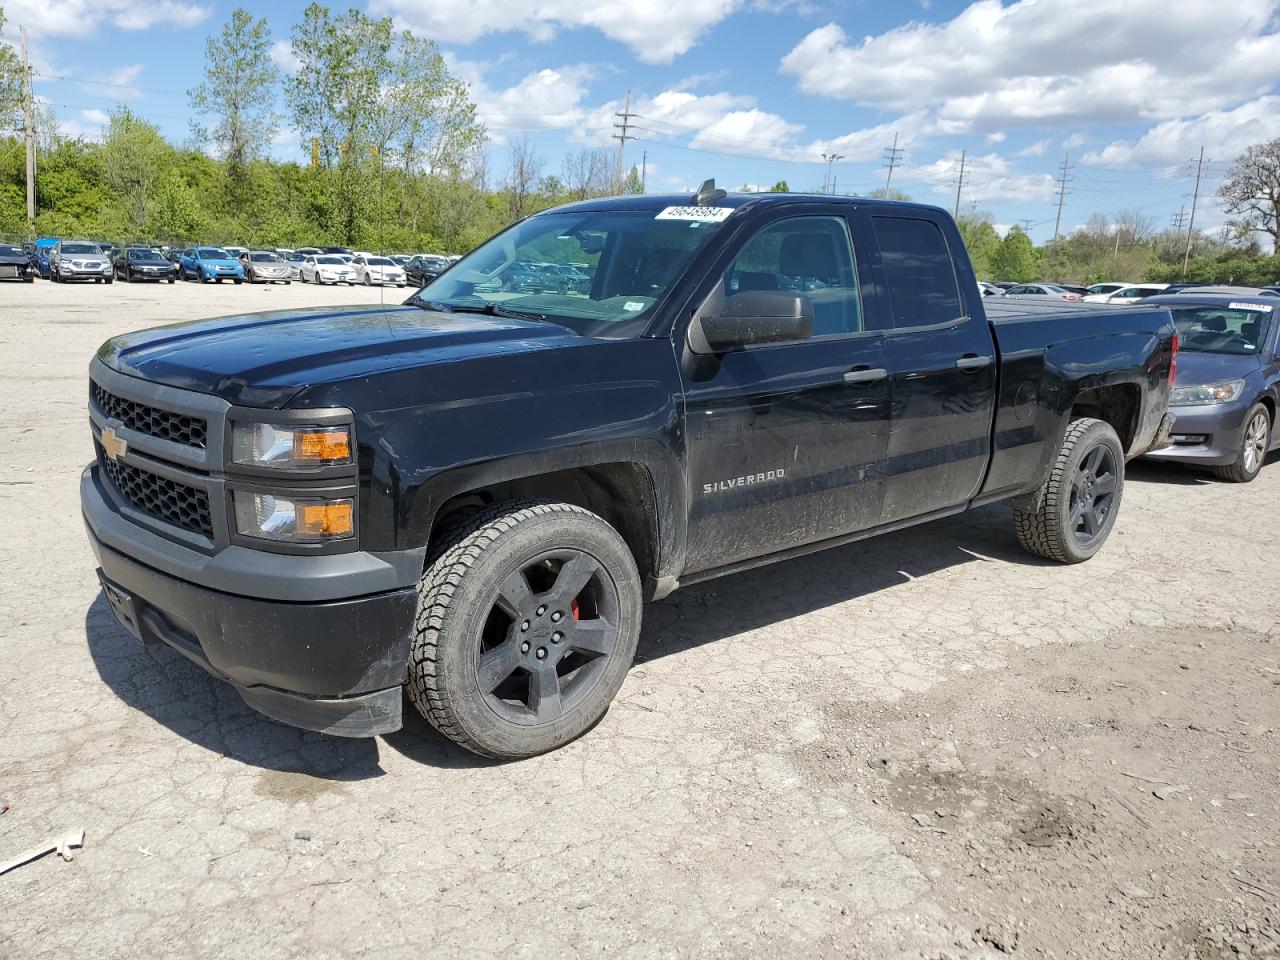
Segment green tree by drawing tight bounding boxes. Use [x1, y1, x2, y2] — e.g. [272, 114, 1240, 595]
[149, 174, 202, 242]
[1217, 138, 1280, 249]
[188, 8, 279, 198]
[769, 180, 790, 192]
[100, 107, 170, 234]
[956, 214, 1000, 278]
[622, 163, 643, 195]
[0, 8, 22, 129]
[990, 226, 1038, 282]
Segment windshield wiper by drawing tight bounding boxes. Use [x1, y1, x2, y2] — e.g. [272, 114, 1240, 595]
[424, 300, 548, 322]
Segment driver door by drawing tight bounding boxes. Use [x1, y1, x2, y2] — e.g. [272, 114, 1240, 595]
[680, 211, 890, 574]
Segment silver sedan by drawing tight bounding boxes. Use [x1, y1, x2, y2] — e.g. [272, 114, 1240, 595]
[241, 251, 293, 284]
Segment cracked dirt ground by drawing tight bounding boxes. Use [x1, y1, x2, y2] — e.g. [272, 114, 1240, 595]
[1, 283, 1277, 959]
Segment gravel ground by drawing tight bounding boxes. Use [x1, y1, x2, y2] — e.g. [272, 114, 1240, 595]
[0, 280, 1277, 959]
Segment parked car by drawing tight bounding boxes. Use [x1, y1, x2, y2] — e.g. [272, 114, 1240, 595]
[1002, 283, 1083, 302]
[115, 247, 177, 283]
[96, 242, 120, 261]
[977, 281, 1004, 297]
[50, 239, 113, 283]
[224, 246, 249, 260]
[321, 246, 353, 256]
[1058, 284, 1090, 296]
[295, 247, 323, 256]
[405, 254, 450, 287]
[82, 186, 1176, 758]
[29, 237, 59, 278]
[989, 281, 1018, 291]
[283, 252, 308, 280]
[1143, 293, 1279, 482]
[178, 247, 245, 284]
[1083, 283, 1169, 304]
[241, 250, 293, 284]
[1086, 282, 1131, 298]
[0, 243, 36, 282]
[300, 254, 356, 285]
[351, 254, 406, 287]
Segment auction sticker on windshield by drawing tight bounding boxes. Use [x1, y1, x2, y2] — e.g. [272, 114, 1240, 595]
[1228, 302, 1274, 312]
[655, 206, 734, 223]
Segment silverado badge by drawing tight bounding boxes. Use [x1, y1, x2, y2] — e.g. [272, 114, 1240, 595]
[100, 426, 128, 461]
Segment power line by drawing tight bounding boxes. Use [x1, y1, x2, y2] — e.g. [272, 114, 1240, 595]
[21, 28, 35, 228]
[882, 131, 903, 194]
[1170, 205, 1189, 231]
[953, 149, 967, 218]
[1183, 146, 1206, 276]
[821, 153, 843, 194]
[1052, 151, 1074, 241]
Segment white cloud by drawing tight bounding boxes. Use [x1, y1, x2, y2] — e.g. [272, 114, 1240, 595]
[269, 41, 301, 75]
[80, 108, 110, 126]
[372, 0, 740, 63]
[986, 131, 1006, 144]
[899, 152, 1059, 204]
[779, 0, 1280, 131]
[1084, 96, 1280, 167]
[1061, 133, 1086, 151]
[83, 65, 143, 100]
[1018, 139, 1050, 157]
[4, 0, 210, 37]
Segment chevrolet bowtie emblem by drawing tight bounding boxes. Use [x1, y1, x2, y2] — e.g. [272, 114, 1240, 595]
[100, 426, 128, 461]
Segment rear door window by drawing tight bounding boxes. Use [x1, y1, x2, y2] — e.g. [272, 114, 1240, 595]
[872, 216, 964, 328]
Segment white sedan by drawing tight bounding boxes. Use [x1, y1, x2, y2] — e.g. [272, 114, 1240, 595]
[300, 255, 358, 285]
[352, 255, 407, 287]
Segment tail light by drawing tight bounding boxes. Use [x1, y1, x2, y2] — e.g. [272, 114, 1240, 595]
[1169, 331, 1179, 386]
[1063, 294, 1082, 301]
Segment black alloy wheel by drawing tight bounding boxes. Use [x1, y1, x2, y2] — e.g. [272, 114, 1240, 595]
[1068, 442, 1118, 551]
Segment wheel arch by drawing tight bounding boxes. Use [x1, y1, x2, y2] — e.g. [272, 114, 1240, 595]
[1069, 384, 1141, 454]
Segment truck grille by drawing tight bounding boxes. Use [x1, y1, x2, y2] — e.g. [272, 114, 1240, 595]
[99, 449, 214, 538]
[92, 381, 208, 448]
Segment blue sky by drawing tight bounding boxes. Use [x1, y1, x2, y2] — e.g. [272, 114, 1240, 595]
[7, 0, 1280, 243]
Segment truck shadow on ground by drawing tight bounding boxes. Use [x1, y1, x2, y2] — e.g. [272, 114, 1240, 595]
[86, 503, 1041, 773]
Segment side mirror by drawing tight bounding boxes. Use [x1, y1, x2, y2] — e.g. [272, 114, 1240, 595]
[692, 290, 814, 353]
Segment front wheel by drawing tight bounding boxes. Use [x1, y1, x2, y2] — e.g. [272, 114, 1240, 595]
[1013, 417, 1125, 563]
[1215, 403, 1271, 483]
[407, 501, 643, 759]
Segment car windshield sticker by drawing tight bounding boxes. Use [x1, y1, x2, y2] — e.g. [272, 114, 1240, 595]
[1228, 302, 1274, 312]
[655, 206, 734, 223]
[623, 301, 646, 312]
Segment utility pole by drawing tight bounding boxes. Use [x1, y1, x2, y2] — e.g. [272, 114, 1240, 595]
[821, 153, 843, 194]
[1170, 205, 1188, 231]
[1182, 146, 1205, 277]
[612, 90, 635, 193]
[953, 150, 967, 218]
[1052, 152, 1073, 241]
[882, 131, 903, 196]
[1019, 218, 1036, 234]
[640, 150, 647, 193]
[21, 27, 36, 230]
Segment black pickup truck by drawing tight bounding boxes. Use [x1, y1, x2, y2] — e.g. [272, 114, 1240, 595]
[82, 185, 1176, 758]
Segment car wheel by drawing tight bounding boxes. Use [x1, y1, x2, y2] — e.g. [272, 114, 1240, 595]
[363, 274, 371, 286]
[285, 280, 291, 285]
[167, 277, 175, 284]
[234, 278, 242, 285]
[1215, 403, 1271, 483]
[406, 500, 643, 759]
[105, 278, 113, 284]
[1013, 417, 1124, 564]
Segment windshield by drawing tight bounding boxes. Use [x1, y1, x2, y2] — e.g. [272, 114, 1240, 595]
[367, 257, 394, 266]
[411, 208, 730, 338]
[198, 247, 230, 259]
[1171, 306, 1274, 356]
[126, 248, 157, 259]
[62, 243, 100, 255]
[316, 256, 345, 265]
[250, 253, 281, 262]
[0, 245, 20, 255]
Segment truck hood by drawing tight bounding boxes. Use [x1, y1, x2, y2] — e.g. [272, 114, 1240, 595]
[1173, 349, 1260, 388]
[97, 304, 578, 408]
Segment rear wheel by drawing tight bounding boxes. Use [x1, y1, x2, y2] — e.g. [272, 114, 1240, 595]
[1215, 403, 1271, 483]
[407, 501, 642, 759]
[1014, 417, 1125, 563]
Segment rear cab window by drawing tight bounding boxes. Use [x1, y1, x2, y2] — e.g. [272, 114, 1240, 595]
[872, 216, 965, 328]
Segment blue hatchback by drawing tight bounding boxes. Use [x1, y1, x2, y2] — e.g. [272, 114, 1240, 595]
[178, 246, 245, 284]
[1144, 294, 1280, 482]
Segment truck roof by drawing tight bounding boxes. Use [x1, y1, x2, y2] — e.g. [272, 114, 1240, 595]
[546, 191, 951, 219]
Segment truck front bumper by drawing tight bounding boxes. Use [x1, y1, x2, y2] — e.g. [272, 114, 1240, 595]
[82, 464, 420, 737]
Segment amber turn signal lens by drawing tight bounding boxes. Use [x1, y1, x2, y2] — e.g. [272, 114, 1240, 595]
[297, 429, 351, 462]
[298, 502, 354, 538]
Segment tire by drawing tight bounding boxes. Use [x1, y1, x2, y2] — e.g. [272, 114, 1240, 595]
[1013, 417, 1125, 564]
[105, 278, 113, 285]
[234, 278, 242, 285]
[407, 500, 643, 759]
[363, 274, 371, 286]
[1214, 403, 1271, 483]
[167, 277, 175, 284]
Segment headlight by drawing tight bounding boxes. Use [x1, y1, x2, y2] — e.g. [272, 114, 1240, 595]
[1169, 379, 1245, 406]
[233, 492, 354, 542]
[231, 422, 352, 468]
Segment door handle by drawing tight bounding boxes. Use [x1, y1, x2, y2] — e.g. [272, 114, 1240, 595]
[843, 366, 888, 385]
[955, 354, 993, 371]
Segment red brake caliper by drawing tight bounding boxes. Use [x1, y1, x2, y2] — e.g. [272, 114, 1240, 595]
[571, 599, 581, 621]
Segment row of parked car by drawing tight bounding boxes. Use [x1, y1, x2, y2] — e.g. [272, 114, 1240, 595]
[3, 238, 463, 288]
[978, 280, 1280, 303]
